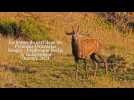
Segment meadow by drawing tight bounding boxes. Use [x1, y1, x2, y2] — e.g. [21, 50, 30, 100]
[0, 12, 134, 88]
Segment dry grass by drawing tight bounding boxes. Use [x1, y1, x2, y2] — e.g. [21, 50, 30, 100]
[0, 12, 134, 87]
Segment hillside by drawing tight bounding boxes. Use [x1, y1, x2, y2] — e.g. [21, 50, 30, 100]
[0, 12, 134, 87]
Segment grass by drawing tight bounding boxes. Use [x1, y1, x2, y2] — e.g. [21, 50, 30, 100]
[0, 17, 50, 41]
[20, 17, 51, 41]
[0, 12, 134, 87]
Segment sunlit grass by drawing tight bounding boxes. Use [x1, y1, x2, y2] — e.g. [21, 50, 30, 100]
[0, 12, 134, 87]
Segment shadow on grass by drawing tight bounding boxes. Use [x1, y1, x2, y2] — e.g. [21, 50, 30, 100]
[0, 64, 37, 73]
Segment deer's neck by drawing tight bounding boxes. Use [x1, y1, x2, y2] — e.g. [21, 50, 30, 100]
[72, 35, 76, 42]
[71, 35, 79, 62]
[72, 34, 79, 42]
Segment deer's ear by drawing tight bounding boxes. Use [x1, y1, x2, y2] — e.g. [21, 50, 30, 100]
[65, 32, 72, 35]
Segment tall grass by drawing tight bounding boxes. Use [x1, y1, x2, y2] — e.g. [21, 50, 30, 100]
[0, 12, 134, 87]
[20, 17, 51, 41]
[0, 17, 51, 40]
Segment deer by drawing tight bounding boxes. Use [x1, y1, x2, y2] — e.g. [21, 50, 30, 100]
[66, 24, 108, 79]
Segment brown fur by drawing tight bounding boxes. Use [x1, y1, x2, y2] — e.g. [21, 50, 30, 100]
[66, 25, 108, 78]
[77, 36, 102, 59]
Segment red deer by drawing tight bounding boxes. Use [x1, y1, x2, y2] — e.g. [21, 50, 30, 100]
[66, 24, 108, 79]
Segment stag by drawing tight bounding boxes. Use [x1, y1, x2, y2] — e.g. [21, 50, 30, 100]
[66, 24, 108, 79]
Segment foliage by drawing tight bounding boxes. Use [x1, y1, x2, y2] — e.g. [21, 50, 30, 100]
[0, 18, 20, 37]
[20, 17, 50, 40]
[99, 12, 134, 34]
[0, 17, 50, 40]
[107, 54, 127, 73]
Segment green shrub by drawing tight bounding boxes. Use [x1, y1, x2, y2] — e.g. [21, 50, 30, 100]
[20, 17, 50, 41]
[0, 17, 51, 41]
[0, 18, 20, 37]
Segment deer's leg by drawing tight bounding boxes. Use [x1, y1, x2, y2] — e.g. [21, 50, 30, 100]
[75, 62, 79, 80]
[90, 53, 98, 77]
[84, 59, 88, 79]
[94, 61, 98, 77]
[96, 53, 108, 75]
[91, 59, 98, 78]
[104, 59, 108, 75]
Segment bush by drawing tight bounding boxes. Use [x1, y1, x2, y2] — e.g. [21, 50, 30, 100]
[99, 12, 134, 34]
[0, 18, 21, 37]
[107, 54, 126, 73]
[0, 17, 50, 41]
[20, 17, 50, 41]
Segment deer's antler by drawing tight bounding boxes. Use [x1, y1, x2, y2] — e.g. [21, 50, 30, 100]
[72, 26, 75, 32]
[72, 24, 80, 34]
[76, 24, 79, 33]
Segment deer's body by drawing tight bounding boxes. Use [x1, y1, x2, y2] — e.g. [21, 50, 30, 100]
[71, 30, 102, 60]
[77, 37, 101, 59]
[66, 25, 108, 79]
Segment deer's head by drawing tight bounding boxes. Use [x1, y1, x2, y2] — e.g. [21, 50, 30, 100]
[65, 24, 80, 38]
